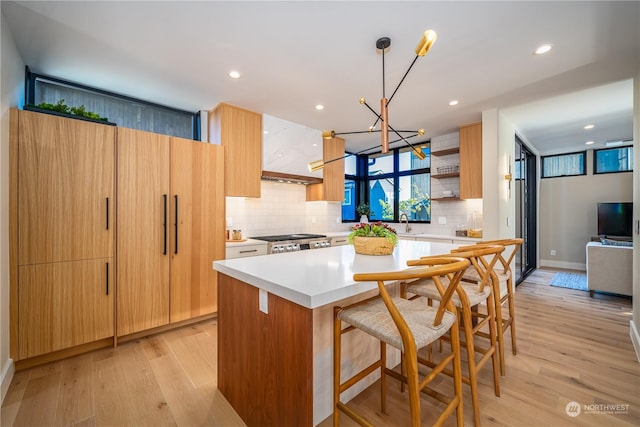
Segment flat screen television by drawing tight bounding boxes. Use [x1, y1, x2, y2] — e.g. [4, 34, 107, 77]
[597, 202, 632, 238]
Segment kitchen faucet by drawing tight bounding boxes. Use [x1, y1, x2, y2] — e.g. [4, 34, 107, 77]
[399, 213, 411, 233]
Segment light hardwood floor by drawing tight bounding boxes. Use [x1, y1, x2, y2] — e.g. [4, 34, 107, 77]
[2, 269, 639, 426]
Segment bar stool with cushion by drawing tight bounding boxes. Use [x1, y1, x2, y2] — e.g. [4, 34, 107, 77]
[462, 238, 523, 375]
[403, 245, 503, 427]
[333, 257, 470, 427]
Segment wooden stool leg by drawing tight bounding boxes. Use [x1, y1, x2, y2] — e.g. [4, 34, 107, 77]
[381, 342, 387, 413]
[508, 279, 517, 355]
[495, 293, 507, 377]
[459, 305, 481, 427]
[450, 320, 464, 427]
[333, 308, 341, 427]
[487, 293, 500, 397]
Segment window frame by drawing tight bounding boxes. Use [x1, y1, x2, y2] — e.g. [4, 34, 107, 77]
[593, 145, 633, 175]
[344, 144, 431, 223]
[541, 150, 586, 178]
[25, 67, 201, 140]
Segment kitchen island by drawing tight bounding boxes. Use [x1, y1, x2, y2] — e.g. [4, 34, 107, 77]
[213, 239, 458, 426]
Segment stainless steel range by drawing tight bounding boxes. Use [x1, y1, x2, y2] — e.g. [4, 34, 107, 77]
[251, 233, 331, 254]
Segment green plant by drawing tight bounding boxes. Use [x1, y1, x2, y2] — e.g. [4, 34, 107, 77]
[355, 203, 372, 218]
[348, 221, 398, 246]
[378, 183, 431, 220]
[35, 99, 109, 122]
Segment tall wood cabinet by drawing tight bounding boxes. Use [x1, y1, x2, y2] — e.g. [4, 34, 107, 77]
[170, 136, 225, 321]
[459, 122, 483, 199]
[116, 128, 171, 336]
[117, 128, 225, 336]
[208, 103, 262, 198]
[11, 109, 115, 360]
[306, 137, 345, 202]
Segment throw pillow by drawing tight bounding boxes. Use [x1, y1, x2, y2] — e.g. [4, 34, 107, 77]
[600, 238, 632, 247]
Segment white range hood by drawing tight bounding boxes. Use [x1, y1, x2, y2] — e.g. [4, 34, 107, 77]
[262, 114, 324, 179]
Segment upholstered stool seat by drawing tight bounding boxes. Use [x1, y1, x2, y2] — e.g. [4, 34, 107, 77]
[338, 296, 456, 351]
[406, 278, 491, 309]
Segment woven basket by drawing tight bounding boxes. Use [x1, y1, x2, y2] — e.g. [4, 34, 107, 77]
[352, 236, 395, 256]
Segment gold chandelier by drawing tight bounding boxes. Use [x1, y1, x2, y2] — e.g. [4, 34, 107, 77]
[308, 30, 437, 172]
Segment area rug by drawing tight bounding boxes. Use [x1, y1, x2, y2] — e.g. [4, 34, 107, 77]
[549, 272, 588, 291]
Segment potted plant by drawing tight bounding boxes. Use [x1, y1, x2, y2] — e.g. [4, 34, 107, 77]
[355, 203, 372, 223]
[348, 221, 398, 255]
[25, 99, 113, 124]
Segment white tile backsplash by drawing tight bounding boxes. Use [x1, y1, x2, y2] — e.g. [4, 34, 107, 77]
[226, 181, 347, 237]
[227, 162, 483, 238]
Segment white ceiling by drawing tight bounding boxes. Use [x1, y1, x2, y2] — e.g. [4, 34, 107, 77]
[3, 1, 639, 155]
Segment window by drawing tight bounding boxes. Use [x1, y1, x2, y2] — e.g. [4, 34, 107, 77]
[594, 145, 633, 174]
[345, 144, 430, 223]
[26, 68, 199, 140]
[541, 151, 586, 178]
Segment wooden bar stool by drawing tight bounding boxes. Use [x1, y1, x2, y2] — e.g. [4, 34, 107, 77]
[403, 245, 504, 427]
[462, 238, 523, 376]
[333, 257, 470, 427]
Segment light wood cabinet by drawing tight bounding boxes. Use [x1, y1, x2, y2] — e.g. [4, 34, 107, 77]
[170, 137, 225, 321]
[11, 109, 116, 360]
[208, 103, 262, 197]
[118, 129, 225, 335]
[18, 259, 114, 359]
[17, 110, 115, 265]
[117, 128, 171, 336]
[459, 122, 483, 199]
[306, 137, 345, 202]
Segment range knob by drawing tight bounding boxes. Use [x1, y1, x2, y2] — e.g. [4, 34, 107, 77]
[314, 242, 321, 248]
[286, 245, 293, 252]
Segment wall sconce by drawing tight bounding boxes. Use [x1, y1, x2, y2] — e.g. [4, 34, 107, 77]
[320, 30, 437, 158]
[504, 155, 513, 199]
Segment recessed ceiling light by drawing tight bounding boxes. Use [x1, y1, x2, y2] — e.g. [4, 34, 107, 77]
[315, 104, 324, 110]
[534, 44, 553, 55]
[449, 100, 459, 106]
[312, 143, 318, 147]
[229, 70, 240, 79]
[584, 124, 595, 130]
[263, 130, 269, 135]
[585, 141, 594, 145]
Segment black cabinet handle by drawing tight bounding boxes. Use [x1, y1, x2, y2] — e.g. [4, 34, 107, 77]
[174, 195, 179, 254]
[239, 249, 258, 254]
[163, 194, 167, 255]
[106, 262, 109, 295]
[106, 197, 110, 230]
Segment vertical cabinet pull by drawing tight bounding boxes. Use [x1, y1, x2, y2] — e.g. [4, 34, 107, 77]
[106, 197, 110, 230]
[163, 194, 168, 255]
[174, 195, 179, 254]
[106, 262, 109, 295]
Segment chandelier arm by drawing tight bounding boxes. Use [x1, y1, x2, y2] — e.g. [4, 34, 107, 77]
[386, 55, 420, 107]
[387, 125, 425, 157]
[335, 129, 420, 136]
[370, 54, 420, 130]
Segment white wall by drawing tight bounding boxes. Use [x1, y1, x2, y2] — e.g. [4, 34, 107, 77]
[1, 11, 25, 401]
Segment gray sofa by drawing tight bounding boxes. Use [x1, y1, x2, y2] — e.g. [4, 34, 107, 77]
[586, 241, 633, 297]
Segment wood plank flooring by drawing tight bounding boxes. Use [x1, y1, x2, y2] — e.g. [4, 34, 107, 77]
[2, 268, 639, 426]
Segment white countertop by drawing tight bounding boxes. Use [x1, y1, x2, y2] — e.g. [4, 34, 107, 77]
[214, 239, 458, 309]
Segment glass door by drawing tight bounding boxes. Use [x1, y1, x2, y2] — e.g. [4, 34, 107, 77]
[515, 137, 537, 283]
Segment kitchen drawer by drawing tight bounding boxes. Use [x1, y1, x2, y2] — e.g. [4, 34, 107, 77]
[226, 244, 268, 259]
[330, 236, 350, 246]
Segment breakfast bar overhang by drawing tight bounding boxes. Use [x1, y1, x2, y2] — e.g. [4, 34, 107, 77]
[213, 240, 458, 426]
